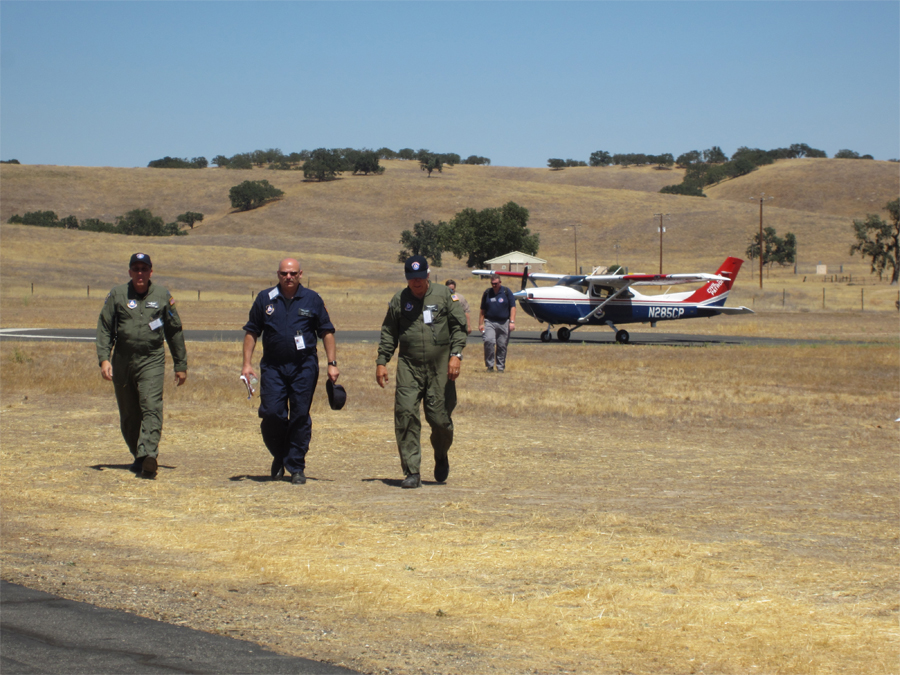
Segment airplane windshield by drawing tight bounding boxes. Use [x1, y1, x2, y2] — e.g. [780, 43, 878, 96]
[590, 284, 633, 299]
[554, 276, 589, 290]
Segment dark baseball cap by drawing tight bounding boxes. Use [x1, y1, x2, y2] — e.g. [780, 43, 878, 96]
[404, 255, 429, 279]
[129, 253, 152, 269]
[326, 380, 347, 411]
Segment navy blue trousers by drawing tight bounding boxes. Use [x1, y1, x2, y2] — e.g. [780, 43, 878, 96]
[258, 356, 319, 474]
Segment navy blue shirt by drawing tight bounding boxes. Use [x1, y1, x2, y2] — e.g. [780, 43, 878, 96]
[243, 285, 335, 365]
[480, 285, 516, 322]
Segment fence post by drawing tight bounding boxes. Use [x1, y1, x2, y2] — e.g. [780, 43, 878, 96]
[31, 283, 34, 295]
[861, 288, 864, 312]
[822, 288, 825, 309]
[87, 285, 90, 297]
[198, 290, 201, 301]
[782, 288, 785, 308]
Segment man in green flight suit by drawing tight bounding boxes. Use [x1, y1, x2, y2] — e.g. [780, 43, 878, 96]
[96, 253, 187, 479]
[376, 255, 467, 488]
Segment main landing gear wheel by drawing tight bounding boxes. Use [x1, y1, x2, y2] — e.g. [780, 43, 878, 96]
[615, 329, 630, 344]
[540, 330, 552, 342]
[557, 327, 571, 342]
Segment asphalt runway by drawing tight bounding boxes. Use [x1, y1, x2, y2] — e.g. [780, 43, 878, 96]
[0, 581, 359, 674]
[0, 327, 841, 347]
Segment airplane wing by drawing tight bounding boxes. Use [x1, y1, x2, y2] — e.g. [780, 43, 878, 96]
[472, 269, 729, 289]
[471, 269, 572, 282]
[585, 272, 729, 287]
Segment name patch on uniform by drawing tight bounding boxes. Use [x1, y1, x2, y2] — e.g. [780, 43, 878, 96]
[127, 300, 138, 309]
[146, 301, 159, 308]
[268, 288, 279, 300]
[298, 308, 313, 317]
[265, 304, 275, 315]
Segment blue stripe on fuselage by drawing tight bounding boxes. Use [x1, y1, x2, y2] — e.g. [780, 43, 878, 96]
[518, 298, 714, 325]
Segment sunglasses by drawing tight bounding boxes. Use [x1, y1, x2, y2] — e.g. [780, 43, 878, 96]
[278, 271, 300, 277]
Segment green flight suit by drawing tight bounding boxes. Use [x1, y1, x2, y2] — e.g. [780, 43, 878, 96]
[377, 283, 467, 476]
[96, 281, 187, 460]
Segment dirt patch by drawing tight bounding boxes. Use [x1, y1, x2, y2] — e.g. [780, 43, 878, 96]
[1, 338, 897, 674]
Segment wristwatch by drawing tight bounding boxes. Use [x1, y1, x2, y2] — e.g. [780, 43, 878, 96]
[328, 360, 338, 367]
[450, 353, 463, 360]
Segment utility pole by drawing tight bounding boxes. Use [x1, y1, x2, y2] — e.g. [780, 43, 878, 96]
[654, 213, 669, 274]
[563, 225, 579, 273]
[613, 240, 620, 268]
[750, 194, 773, 289]
[574, 224, 578, 274]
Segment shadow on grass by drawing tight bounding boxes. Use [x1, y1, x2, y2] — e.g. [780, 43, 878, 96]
[362, 477, 446, 488]
[228, 474, 335, 483]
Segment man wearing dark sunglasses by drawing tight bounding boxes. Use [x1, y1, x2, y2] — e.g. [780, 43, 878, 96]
[96, 253, 187, 479]
[242, 258, 339, 485]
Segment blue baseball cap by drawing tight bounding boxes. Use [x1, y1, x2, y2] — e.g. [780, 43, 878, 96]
[129, 253, 152, 269]
[404, 255, 429, 279]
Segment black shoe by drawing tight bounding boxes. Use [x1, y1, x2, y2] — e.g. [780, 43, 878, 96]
[271, 457, 285, 480]
[291, 471, 307, 485]
[434, 457, 449, 483]
[401, 473, 421, 489]
[128, 458, 143, 474]
[141, 456, 158, 478]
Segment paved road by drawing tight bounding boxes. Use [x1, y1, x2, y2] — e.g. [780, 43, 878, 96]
[0, 327, 844, 347]
[0, 581, 359, 675]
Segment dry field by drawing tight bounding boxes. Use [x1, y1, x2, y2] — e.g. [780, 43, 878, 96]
[1, 319, 898, 675]
[1, 158, 898, 673]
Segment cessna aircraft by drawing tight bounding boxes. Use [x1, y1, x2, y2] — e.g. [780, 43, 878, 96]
[472, 257, 753, 344]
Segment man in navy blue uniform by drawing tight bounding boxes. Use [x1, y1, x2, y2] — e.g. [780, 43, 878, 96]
[478, 273, 517, 372]
[241, 258, 339, 484]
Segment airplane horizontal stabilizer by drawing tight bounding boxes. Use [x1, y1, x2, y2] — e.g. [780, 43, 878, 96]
[715, 306, 755, 314]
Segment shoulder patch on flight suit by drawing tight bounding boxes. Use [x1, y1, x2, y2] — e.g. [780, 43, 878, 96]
[451, 294, 459, 301]
[169, 296, 176, 306]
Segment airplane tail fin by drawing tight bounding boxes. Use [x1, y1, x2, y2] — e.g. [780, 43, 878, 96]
[685, 257, 744, 304]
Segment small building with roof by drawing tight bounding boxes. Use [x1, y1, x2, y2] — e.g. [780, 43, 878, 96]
[483, 251, 547, 273]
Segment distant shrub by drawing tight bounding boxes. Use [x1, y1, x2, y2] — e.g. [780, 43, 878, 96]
[7, 211, 61, 227]
[148, 156, 208, 169]
[8, 209, 185, 236]
[660, 183, 706, 197]
[79, 218, 118, 233]
[1, 159, 21, 164]
[229, 180, 284, 211]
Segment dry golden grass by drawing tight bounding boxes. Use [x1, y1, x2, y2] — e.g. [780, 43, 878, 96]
[1, 332, 897, 675]
[706, 158, 900, 219]
[2, 159, 898, 286]
[1, 158, 898, 673]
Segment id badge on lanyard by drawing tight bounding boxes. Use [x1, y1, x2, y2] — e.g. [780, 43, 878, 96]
[423, 304, 438, 325]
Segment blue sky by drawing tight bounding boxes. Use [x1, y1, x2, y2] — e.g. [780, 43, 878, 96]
[2, 1, 898, 167]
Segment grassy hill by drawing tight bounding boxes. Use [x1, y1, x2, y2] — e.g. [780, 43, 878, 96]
[706, 157, 898, 218]
[1, 158, 897, 327]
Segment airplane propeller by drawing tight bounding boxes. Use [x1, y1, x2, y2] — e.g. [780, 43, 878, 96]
[521, 265, 530, 291]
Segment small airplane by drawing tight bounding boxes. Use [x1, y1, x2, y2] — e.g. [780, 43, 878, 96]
[472, 257, 753, 344]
